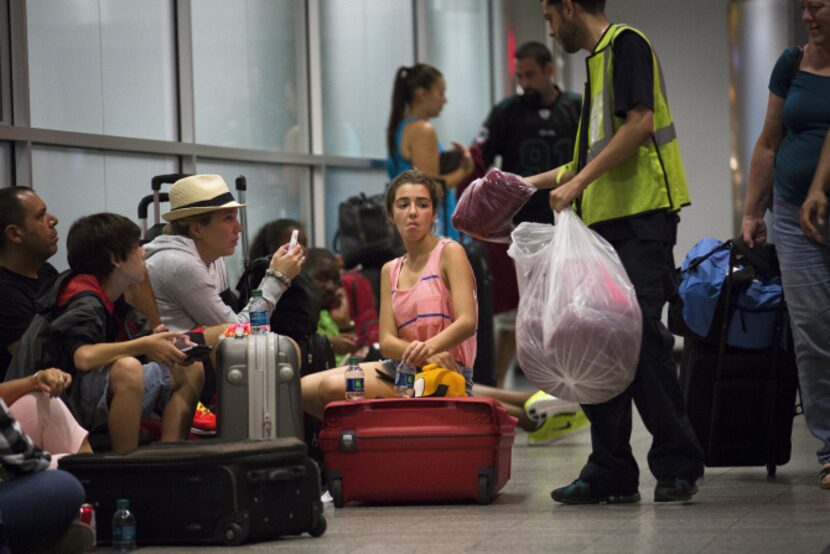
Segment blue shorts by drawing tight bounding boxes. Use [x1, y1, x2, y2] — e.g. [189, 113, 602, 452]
[379, 359, 475, 397]
[69, 361, 174, 433]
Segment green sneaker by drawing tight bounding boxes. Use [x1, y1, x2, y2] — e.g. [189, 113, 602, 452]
[523, 390, 580, 422]
[527, 408, 590, 446]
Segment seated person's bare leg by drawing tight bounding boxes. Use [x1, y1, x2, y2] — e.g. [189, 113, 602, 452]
[472, 384, 532, 406]
[495, 328, 516, 388]
[472, 384, 536, 431]
[161, 361, 205, 441]
[107, 357, 145, 454]
[302, 362, 393, 421]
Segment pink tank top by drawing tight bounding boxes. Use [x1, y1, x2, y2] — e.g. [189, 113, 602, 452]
[390, 239, 477, 368]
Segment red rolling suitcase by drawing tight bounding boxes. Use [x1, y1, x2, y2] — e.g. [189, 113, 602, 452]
[319, 397, 516, 507]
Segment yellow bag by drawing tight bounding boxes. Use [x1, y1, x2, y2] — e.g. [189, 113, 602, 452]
[413, 364, 468, 398]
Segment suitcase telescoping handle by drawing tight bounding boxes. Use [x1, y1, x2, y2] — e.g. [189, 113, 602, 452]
[137, 193, 169, 235]
[235, 175, 249, 266]
[150, 173, 191, 227]
[247, 464, 307, 482]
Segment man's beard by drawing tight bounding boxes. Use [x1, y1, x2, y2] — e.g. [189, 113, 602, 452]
[520, 89, 543, 108]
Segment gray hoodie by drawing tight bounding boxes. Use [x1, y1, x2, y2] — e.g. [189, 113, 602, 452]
[144, 235, 286, 332]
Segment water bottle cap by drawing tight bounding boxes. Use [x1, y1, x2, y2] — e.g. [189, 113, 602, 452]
[252, 289, 263, 298]
[348, 356, 360, 365]
[116, 498, 130, 509]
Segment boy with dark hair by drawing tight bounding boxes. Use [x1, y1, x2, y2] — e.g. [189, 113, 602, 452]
[8, 213, 204, 454]
[0, 187, 59, 379]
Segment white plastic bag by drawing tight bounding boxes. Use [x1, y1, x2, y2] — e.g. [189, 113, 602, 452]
[508, 211, 642, 404]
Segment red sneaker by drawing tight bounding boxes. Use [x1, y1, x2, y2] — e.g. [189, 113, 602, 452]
[191, 402, 216, 434]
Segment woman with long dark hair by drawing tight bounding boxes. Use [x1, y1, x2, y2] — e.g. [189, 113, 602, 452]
[386, 64, 474, 238]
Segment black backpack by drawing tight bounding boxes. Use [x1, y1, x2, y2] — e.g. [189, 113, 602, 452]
[334, 193, 404, 269]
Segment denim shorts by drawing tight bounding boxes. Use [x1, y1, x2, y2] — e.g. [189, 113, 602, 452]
[68, 361, 174, 433]
[378, 359, 475, 396]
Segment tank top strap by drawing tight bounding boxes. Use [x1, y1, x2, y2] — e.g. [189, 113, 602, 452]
[425, 239, 453, 277]
[389, 255, 406, 293]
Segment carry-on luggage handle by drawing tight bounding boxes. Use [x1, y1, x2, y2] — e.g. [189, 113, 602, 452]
[235, 175, 249, 265]
[248, 464, 307, 483]
[151, 173, 191, 192]
[149, 173, 192, 230]
[137, 193, 169, 221]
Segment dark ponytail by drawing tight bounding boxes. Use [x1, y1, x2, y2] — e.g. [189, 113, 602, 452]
[386, 64, 443, 163]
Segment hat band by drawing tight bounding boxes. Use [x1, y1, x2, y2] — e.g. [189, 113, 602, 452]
[171, 192, 236, 212]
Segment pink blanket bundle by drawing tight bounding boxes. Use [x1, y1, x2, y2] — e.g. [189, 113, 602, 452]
[451, 168, 535, 243]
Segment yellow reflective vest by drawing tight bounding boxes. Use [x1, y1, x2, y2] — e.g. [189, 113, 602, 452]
[558, 24, 691, 226]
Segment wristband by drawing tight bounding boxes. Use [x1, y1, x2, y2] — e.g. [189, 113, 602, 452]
[265, 268, 291, 287]
[32, 370, 44, 385]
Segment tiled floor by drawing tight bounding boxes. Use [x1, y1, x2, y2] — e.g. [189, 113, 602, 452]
[127, 404, 830, 554]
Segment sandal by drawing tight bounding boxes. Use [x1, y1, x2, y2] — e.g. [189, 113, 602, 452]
[820, 465, 830, 490]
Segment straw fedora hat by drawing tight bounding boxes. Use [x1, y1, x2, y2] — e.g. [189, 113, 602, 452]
[162, 174, 246, 222]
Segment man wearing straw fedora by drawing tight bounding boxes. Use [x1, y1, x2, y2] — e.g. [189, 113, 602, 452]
[144, 174, 305, 334]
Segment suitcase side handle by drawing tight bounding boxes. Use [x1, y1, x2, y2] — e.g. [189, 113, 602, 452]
[247, 465, 307, 482]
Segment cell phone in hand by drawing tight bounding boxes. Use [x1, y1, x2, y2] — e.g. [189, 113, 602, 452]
[181, 344, 213, 362]
[288, 229, 299, 251]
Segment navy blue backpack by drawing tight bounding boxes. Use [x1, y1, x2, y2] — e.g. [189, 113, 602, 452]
[670, 237, 789, 351]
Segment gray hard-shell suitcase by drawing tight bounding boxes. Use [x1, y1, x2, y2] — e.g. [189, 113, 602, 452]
[216, 332, 304, 440]
[59, 438, 326, 546]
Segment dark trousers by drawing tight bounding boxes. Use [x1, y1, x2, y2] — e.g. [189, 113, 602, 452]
[0, 469, 84, 549]
[577, 237, 704, 495]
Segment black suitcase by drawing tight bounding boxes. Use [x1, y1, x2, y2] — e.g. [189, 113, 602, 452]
[680, 337, 798, 477]
[678, 240, 799, 477]
[59, 438, 326, 546]
[463, 240, 496, 386]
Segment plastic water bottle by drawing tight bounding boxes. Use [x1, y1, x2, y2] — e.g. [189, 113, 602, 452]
[394, 362, 416, 397]
[111, 498, 136, 552]
[249, 289, 270, 334]
[344, 356, 365, 400]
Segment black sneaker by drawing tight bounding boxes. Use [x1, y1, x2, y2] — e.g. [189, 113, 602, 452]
[551, 479, 641, 505]
[654, 477, 698, 502]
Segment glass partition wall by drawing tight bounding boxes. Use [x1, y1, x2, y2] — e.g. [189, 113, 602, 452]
[1, 0, 501, 281]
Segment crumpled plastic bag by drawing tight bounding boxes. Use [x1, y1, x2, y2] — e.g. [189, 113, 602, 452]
[508, 211, 642, 404]
[451, 168, 536, 243]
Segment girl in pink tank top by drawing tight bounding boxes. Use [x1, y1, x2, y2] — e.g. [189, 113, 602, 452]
[299, 169, 479, 419]
[389, 239, 476, 371]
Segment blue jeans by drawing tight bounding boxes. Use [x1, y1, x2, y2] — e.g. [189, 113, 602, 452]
[69, 361, 174, 432]
[0, 470, 84, 549]
[773, 193, 830, 464]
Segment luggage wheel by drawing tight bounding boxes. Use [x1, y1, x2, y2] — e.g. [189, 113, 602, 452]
[331, 477, 344, 508]
[309, 514, 327, 537]
[477, 474, 492, 505]
[223, 522, 245, 546]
